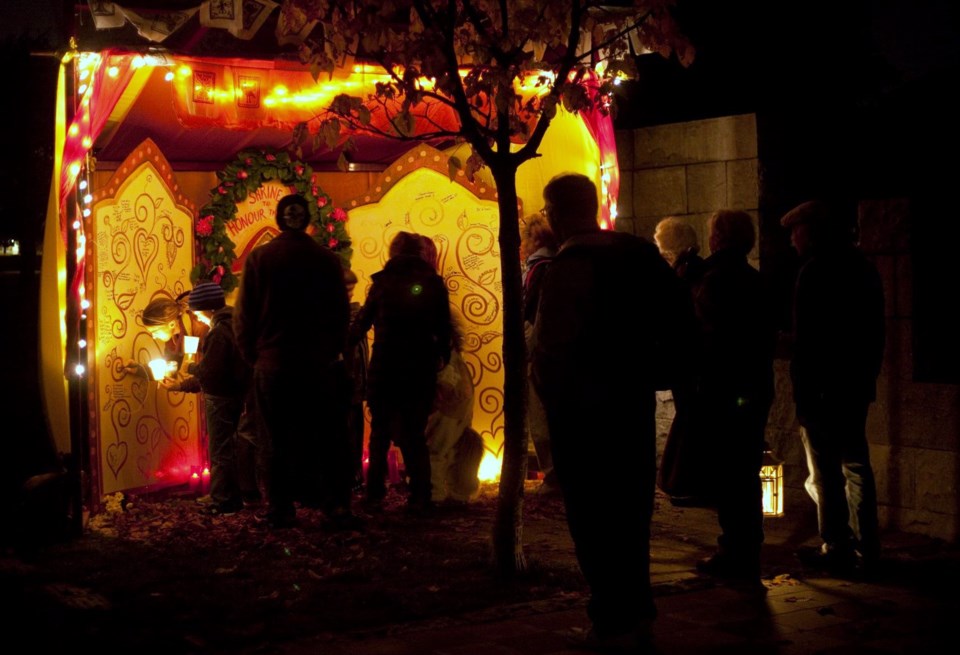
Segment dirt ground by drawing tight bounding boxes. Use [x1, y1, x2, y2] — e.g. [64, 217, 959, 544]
[2, 481, 588, 652]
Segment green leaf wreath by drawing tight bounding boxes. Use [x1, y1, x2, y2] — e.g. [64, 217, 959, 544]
[190, 148, 352, 292]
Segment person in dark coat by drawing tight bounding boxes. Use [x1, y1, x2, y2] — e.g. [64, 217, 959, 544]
[782, 200, 885, 573]
[350, 231, 452, 513]
[532, 173, 696, 651]
[691, 210, 776, 586]
[235, 193, 355, 529]
[188, 282, 251, 516]
[653, 216, 708, 507]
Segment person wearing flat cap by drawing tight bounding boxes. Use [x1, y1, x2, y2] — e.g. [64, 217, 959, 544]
[781, 200, 885, 575]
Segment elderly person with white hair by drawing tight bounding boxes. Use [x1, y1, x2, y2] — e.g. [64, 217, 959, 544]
[654, 216, 705, 283]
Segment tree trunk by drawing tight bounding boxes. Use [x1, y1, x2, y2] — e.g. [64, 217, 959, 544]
[489, 162, 530, 575]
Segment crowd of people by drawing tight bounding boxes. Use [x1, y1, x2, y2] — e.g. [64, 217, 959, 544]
[134, 176, 884, 653]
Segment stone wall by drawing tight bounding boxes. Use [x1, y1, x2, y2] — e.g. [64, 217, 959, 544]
[859, 199, 960, 541]
[614, 113, 760, 265]
[620, 115, 960, 543]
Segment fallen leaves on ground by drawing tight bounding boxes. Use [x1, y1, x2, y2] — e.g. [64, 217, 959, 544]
[4, 481, 586, 652]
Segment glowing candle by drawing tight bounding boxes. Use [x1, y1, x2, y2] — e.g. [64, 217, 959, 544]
[183, 335, 200, 356]
[147, 359, 169, 381]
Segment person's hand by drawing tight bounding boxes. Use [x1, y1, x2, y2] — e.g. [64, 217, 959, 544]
[122, 360, 148, 379]
[159, 376, 182, 391]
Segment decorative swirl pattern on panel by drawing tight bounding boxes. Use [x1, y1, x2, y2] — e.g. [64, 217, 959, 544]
[447, 225, 500, 326]
[92, 149, 201, 495]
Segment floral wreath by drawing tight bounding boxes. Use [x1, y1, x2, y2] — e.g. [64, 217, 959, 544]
[190, 148, 352, 292]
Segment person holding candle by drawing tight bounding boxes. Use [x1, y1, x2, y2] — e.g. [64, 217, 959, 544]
[134, 292, 204, 390]
[186, 282, 251, 516]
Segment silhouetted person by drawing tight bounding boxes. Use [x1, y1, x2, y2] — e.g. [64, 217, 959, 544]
[343, 267, 369, 492]
[692, 211, 775, 589]
[653, 216, 708, 507]
[782, 200, 885, 573]
[520, 212, 559, 493]
[350, 231, 452, 513]
[235, 194, 355, 529]
[532, 173, 695, 650]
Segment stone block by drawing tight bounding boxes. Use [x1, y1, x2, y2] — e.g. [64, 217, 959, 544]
[871, 444, 917, 510]
[634, 122, 685, 168]
[726, 158, 759, 209]
[915, 449, 960, 516]
[615, 129, 634, 171]
[858, 198, 910, 254]
[686, 162, 726, 213]
[631, 214, 666, 242]
[632, 167, 686, 217]
[879, 506, 960, 542]
[880, 379, 959, 451]
[616, 169, 633, 220]
[679, 114, 758, 164]
[612, 215, 639, 236]
[632, 114, 757, 167]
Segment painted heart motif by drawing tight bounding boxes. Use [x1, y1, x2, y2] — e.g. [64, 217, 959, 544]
[106, 441, 128, 478]
[133, 229, 159, 284]
[137, 453, 153, 479]
[131, 379, 146, 406]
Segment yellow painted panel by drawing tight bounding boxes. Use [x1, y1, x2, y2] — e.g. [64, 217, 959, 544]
[90, 145, 201, 496]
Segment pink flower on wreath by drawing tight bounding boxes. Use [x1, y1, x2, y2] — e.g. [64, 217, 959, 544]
[328, 238, 338, 248]
[294, 165, 304, 176]
[317, 196, 328, 208]
[265, 154, 276, 161]
[237, 169, 248, 179]
[218, 186, 227, 195]
[331, 207, 347, 222]
[196, 215, 214, 236]
[311, 185, 319, 196]
[326, 223, 335, 233]
[310, 174, 317, 184]
[216, 265, 224, 275]
[244, 158, 253, 165]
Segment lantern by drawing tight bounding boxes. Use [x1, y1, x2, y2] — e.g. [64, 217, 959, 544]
[760, 448, 784, 517]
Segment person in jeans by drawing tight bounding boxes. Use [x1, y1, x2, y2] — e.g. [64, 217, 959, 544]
[781, 200, 885, 574]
